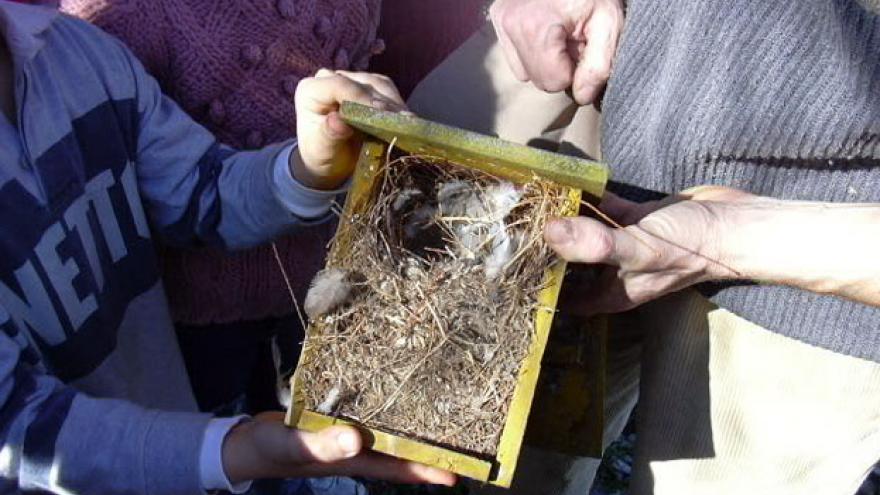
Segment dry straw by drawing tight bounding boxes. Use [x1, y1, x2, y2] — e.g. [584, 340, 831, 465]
[296, 155, 569, 456]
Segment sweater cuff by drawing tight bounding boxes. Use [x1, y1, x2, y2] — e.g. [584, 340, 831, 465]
[143, 411, 213, 495]
[271, 142, 350, 221]
[199, 416, 252, 494]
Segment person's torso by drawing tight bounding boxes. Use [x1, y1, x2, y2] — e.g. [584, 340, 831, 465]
[602, 0, 880, 362]
[0, 15, 196, 409]
[604, 0, 880, 203]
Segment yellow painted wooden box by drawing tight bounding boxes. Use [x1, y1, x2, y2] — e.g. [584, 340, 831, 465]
[285, 102, 609, 487]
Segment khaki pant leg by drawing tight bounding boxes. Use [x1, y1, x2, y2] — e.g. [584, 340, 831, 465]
[631, 291, 880, 495]
[406, 22, 639, 495]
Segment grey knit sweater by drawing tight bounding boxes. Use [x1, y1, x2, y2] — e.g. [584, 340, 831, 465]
[602, 0, 880, 362]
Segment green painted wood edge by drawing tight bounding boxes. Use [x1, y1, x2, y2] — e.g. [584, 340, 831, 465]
[340, 101, 610, 199]
[493, 188, 582, 488]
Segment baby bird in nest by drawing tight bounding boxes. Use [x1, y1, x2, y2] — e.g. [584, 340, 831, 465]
[304, 268, 360, 320]
[437, 180, 523, 279]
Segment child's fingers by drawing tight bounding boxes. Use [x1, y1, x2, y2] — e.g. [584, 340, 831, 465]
[295, 451, 458, 487]
[322, 111, 356, 146]
[296, 72, 403, 116]
[332, 70, 407, 110]
[289, 426, 363, 464]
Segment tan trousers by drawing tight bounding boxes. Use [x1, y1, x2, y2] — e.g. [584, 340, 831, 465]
[407, 23, 880, 495]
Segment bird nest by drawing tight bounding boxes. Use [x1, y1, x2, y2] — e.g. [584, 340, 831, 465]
[296, 155, 569, 457]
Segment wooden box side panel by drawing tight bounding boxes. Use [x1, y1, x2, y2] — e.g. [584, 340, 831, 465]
[286, 139, 387, 428]
[285, 139, 496, 482]
[492, 188, 583, 488]
[285, 139, 586, 487]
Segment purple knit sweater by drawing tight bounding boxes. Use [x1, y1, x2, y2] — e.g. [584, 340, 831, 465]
[61, 0, 383, 324]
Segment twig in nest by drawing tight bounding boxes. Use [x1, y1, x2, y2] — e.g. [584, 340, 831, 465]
[297, 156, 570, 455]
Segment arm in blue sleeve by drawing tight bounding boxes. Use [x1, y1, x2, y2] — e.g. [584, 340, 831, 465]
[0, 305, 211, 495]
[117, 40, 339, 250]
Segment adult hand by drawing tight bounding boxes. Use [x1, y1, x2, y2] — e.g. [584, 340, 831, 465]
[293, 69, 407, 190]
[489, 0, 625, 104]
[222, 412, 457, 486]
[545, 186, 753, 315]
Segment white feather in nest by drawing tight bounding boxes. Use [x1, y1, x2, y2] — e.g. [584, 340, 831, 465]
[437, 180, 479, 218]
[304, 268, 354, 320]
[404, 205, 436, 240]
[315, 385, 343, 415]
[484, 223, 523, 280]
[486, 182, 522, 221]
[435, 180, 523, 266]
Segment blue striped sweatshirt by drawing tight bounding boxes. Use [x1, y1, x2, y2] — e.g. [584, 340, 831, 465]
[0, 2, 342, 493]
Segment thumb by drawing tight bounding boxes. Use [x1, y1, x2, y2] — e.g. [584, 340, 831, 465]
[545, 217, 637, 265]
[292, 425, 363, 464]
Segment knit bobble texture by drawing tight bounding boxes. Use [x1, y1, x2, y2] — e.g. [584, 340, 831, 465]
[59, 0, 382, 324]
[282, 75, 300, 96]
[314, 15, 333, 40]
[334, 48, 349, 69]
[276, 0, 296, 18]
[241, 44, 263, 67]
[208, 99, 226, 124]
[246, 130, 264, 149]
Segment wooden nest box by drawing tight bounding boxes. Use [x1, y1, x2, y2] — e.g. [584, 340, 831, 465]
[285, 102, 610, 488]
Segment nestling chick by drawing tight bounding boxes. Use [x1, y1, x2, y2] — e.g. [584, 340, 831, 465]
[436, 180, 523, 265]
[486, 182, 522, 221]
[304, 268, 356, 319]
[437, 180, 482, 218]
[404, 205, 436, 240]
[315, 385, 344, 415]
[392, 188, 424, 212]
[484, 228, 524, 280]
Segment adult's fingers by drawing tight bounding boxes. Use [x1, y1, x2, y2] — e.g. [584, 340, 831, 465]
[597, 192, 641, 224]
[576, 268, 637, 316]
[492, 0, 577, 91]
[572, 0, 623, 104]
[511, 21, 576, 92]
[545, 216, 649, 267]
[489, 1, 529, 81]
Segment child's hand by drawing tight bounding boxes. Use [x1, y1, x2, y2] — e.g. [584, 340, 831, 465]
[222, 412, 457, 486]
[292, 69, 407, 190]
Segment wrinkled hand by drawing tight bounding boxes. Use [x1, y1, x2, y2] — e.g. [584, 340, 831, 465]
[546, 186, 755, 315]
[293, 69, 407, 190]
[489, 0, 624, 104]
[222, 412, 456, 486]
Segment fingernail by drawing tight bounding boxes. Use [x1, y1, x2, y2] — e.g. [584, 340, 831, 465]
[371, 98, 389, 111]
[546, 219, 573, 244]
[336, 431, 359, 457]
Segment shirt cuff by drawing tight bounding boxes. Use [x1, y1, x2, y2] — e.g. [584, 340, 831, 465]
[271, 141, 350, 220]
[199, 416, 253, 494]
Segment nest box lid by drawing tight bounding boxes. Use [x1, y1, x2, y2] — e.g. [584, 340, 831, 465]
[340, 102, 610, 200]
